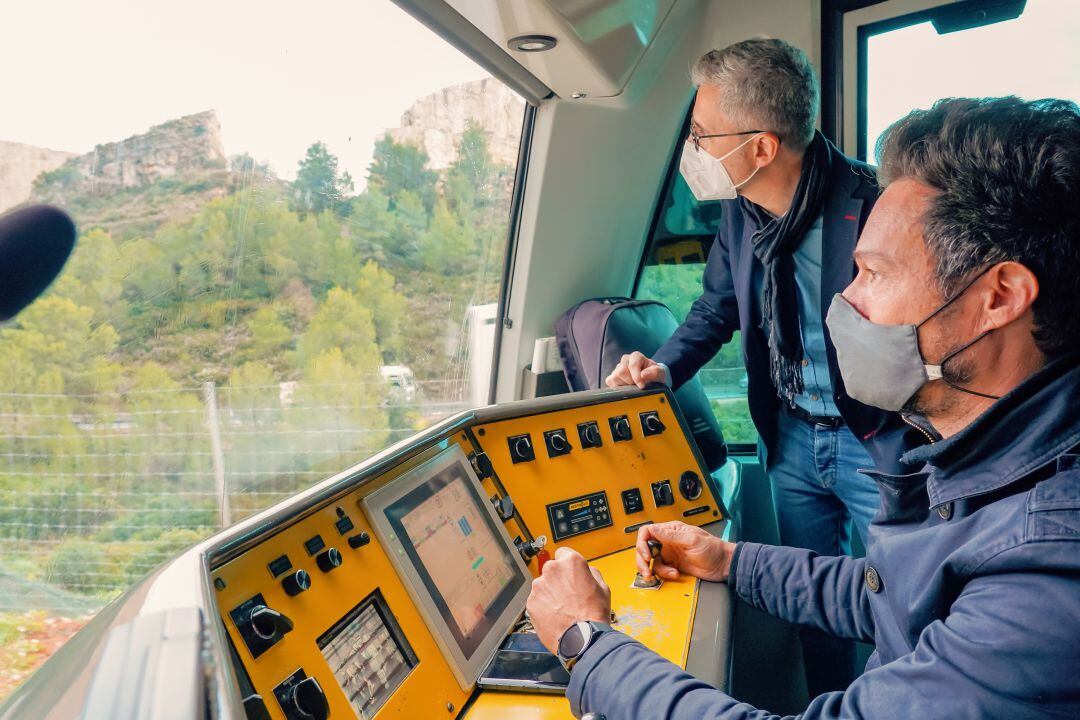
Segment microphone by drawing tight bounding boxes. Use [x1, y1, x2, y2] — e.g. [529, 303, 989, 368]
[0, 205, 76, 321]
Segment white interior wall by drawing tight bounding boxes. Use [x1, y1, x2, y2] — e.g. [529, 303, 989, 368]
[494, 0, 820, 402]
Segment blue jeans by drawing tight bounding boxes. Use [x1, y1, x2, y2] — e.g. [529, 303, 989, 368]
[760, 408, 879, 697]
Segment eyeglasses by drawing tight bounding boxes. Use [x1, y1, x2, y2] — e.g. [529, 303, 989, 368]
[687, 126, 767, 153]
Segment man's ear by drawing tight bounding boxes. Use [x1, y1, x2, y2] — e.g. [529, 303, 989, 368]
[752, 132, 782, 167]
[982, 261, 1039, 330]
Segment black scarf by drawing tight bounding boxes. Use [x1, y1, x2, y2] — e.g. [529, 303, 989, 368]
[751, 131, 832, 405]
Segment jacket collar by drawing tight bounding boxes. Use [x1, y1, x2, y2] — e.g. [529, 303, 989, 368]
[735, 135, 879, 220]
[900, 354, 1080, 507]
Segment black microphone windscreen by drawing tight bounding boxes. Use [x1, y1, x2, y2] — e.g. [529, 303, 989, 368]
[0, 205, 77, 321]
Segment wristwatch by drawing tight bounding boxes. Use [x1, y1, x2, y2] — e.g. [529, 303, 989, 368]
[556, 620, 611, 672]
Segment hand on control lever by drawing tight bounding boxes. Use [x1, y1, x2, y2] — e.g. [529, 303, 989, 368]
[635, 521, 735, 583]
[526, 547, 611, 655]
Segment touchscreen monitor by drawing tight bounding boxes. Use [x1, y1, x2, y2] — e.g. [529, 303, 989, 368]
[363, 444, 531, 689]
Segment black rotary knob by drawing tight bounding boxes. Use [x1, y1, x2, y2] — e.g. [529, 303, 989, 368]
[514, 436, 532, 458]
[583, 424, 600, 446]
[678, 471, 702, 501]
[347, 531, 370, 550]
[288, 677, 329, 720]
[281, 569, 310, 597]
[550, 432, 568, 451]
[316, 547, 342, 573]
[644, 414, 665, 434]
[611, 416, 631, 441]
[249, 605, 293, 641]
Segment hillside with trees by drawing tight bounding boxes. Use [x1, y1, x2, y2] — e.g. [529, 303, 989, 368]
[0, 116, 516, 606]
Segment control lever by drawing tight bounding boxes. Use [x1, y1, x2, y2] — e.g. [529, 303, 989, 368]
[491, 494, 515, 521]
[632, 540, 663, 590]
[516, 534, 547, 563]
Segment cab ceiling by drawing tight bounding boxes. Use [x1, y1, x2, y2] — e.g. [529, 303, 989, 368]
[447, 0, 677, 98]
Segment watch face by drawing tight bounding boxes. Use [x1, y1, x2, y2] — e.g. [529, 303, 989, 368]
[558, 622, 587, 659]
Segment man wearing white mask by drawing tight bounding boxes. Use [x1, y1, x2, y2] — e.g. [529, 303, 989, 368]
[605, 38, 915, 695]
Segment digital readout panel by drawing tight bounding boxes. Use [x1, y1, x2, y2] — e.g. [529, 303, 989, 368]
[317, 591, 417, 720]
[546, 491, 612, 541]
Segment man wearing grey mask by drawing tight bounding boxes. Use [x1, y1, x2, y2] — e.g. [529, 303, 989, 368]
[527, 96, 1080, 719]
[605, 38, 910, 695]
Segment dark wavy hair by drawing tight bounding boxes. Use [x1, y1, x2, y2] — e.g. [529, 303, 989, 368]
[876, 96, 1080, 355]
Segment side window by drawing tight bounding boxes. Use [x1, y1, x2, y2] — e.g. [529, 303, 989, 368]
[860, 0, 1080, 161]
[0, 1, 524, 675]
[635, 132, 756, 446]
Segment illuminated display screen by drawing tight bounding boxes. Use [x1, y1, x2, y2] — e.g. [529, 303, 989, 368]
[317, 591, 416, 719]
[382, 452, 527, 660]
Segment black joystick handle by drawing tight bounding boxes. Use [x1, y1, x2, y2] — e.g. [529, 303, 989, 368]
[647, 539, 663, 558]
[647, 539, 663, 576]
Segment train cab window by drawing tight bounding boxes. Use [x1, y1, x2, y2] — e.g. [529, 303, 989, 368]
[634, 136, 756, 446]
[0, 0, 525, 673]
[855, 0, 1080, 161]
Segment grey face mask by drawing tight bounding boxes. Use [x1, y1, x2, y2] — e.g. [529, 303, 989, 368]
[825, 270, 999, 412]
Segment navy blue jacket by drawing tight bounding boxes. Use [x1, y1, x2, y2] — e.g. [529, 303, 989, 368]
[652, 140, 919, 472]
[568, 356, 1080, 719]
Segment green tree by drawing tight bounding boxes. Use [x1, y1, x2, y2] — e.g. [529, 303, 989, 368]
[290, 142, 354, 217]
[299, 287, 381, 371]
[354, 261, 407, 360]
[244, 306, 293, 364]
[368, 136, 438, 213]
[420, 200, 476, 275]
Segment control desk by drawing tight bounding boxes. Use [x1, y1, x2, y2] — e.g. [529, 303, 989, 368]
[209, 387, 733, 720]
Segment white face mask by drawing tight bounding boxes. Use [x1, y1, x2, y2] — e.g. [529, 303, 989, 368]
[678, 135, 762, 202]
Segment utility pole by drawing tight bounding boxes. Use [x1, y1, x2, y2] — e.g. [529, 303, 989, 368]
[203, 381, 231, 528]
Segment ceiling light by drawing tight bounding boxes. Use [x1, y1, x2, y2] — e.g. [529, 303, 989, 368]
[508, 35, 557, 53]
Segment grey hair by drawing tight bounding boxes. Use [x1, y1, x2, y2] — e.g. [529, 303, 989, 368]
[691, 38, 819, 150]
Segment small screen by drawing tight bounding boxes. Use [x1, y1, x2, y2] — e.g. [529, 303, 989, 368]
[383, 455, 526, 660]
[317, 591, 417, 720]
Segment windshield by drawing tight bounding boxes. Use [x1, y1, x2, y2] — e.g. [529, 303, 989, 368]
[0, 0, 524, 692]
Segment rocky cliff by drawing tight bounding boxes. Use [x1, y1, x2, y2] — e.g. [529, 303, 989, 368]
[33, 111, 227, 202]
[0, 142, 75, 213]
[28, 111, 231, 237]
[387, 78, 525, 169]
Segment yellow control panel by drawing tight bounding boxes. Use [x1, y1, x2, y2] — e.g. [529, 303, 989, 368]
[210, 388, 727, 720]
[470, 392, 721, 562]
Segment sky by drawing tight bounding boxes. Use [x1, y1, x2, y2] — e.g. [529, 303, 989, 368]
[866, 0, 1080, 163]
[0, 0, 491, 183]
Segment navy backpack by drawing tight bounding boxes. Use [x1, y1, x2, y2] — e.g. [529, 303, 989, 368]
[555, 297, 728, 471]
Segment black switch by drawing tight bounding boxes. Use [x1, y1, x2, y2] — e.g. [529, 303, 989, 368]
[609, 415, 632, 442]
[508, 434, 535, 463]
[678, 471, 703, 501]
[640, 411, 665, 436]
[651, 480, 675, 508]
[281, 569, 310, 597]
[249, 604, 294, 641]
[230, 593, 291, 658]
[315, 547, 342, 573]
[621, 488, 644, 514]
[577, 421, 602, 449]
[471, 451, 494, 478]
[544, 429, 572, 458]
[275, 671, 329, 720]
[347, 531, 370, 549]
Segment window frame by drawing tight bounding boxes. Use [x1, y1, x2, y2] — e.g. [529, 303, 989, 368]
[822, 0, 1029, 158]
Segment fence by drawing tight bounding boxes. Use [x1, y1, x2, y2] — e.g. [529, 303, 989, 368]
[0, 379, 469, 615]
[0, 370, 755, 617]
